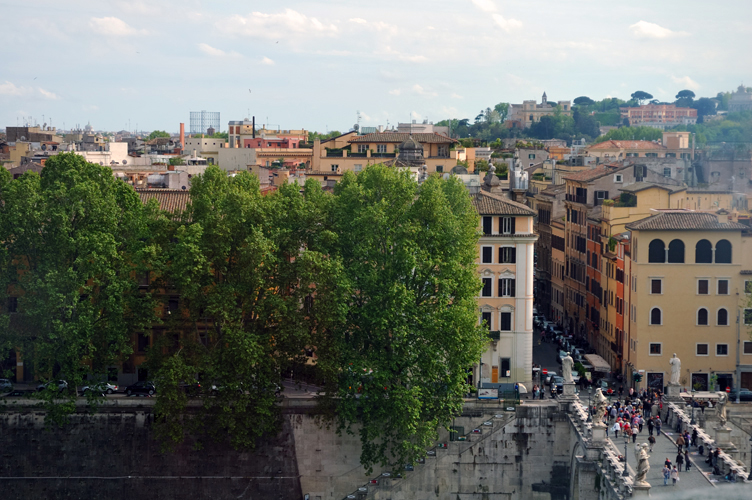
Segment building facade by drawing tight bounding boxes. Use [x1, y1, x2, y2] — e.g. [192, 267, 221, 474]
[508, 92, 572, 129]
[620, 104, 698, 129]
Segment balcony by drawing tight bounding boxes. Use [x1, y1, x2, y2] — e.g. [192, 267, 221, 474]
[488, 331, 500, 341]
[565, 194, 587, 204]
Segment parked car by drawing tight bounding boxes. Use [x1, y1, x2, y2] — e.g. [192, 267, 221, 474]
[0, 378, 12, 393]
[728, 388, 752, 402]
[36, 380, 69, 393]
[2, 389, 31, 398]
[545, 371, 558, 385]
[81, 382, 119, 396]
[551, 376, 564, 394]
[125, 381, 156, 396]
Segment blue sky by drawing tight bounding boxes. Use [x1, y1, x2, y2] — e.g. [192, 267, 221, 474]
[1, 0, 750, 133]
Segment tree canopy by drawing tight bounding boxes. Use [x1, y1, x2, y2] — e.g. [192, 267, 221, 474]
[676, 90, 696, 100]
[630, 91, 653, 105]
[573, 96, 595, 106]
[593, 126, 663, 143]
[147, 130, 171, 140]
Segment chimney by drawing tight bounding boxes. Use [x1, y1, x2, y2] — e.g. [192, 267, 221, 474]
[716, 209, 729, 224]
[179, 123, 185, 151]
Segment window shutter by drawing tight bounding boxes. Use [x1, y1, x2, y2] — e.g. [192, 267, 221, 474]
[483, 217, 492, 235]
[510, 279, 516, 297]
[498, 279, 503, 297]
[482, 247, 492, 263]
[510, 217, 516, 234]
[500, 312, 512, 331]
[511, 247, 516, 263]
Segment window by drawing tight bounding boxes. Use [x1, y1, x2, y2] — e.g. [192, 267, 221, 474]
[695, 239, 712, 263]
[482, 216, 492, 235]
[137, 332, 149, 353]
[358, 144, 369, 153]
[330, 164, 339, 172]
[650, 307, 661, 325]
[663, 167, 671, 177]
[697, 279, 709, 295]
[697, 308, 708, 325]
[481, 278, 492, 297]
[649, 343, 662, 355]
[481, 247, 493, 263]
[746, 280, 752, 293]
[438, 145, 448, 157]
[138, 271, 150, 288]
[167, 296, 179, 314]
[500, 357, 511, 378]
[746, 309, 752, 325]
[614, 174, 623, 183]
[528, 153, 535, 159]
[6, 296, 18, 313]
[717, 308, 729, 326]
[648, 239, 666, 263]
[500, 217, 516, 234]
[481, 312, 492, 330]
[500, 312, 512, 331]
[499, 247, 516, 264]
[696, 344, 709, 356]
[436, 166, 443, 173]
[667, 239, 685, 263]
[376, 144, 387, 153]
[354, 164, 363, 172]
[650, 279, 662, 294]
[717, 279, 729, 295]
[745, 341, 752, 354]
[716, 239, 732, 263]
[498, 278, 516, 297]
[716, 344, 728, 356]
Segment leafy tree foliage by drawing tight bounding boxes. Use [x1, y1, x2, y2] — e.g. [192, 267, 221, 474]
[670, 110, 752, 144]
[0, 153, 159, 418]
[318, 166, 485, 472]
[676, 90, 695, 100]
[208, 131, 228, 140]
[573, 96, 595, 106]
[309, 130, 343, 141]
[147, 130, 171, 140]
[630, 91, 653, 105]
[593, 126, 663, 143]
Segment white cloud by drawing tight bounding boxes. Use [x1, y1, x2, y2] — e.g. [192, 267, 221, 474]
[261, 56, 275, 65]
[38, 88, 59, 100]
[0, 81, 57, 99]
[492, 13, 522, 31]
[349, 18, 367, 24]
[0, 81, 25, 96]
[451, 93, 464, 99]
[412, 84, 438, 97]
[471, 0, 497, 13]
[198, 43, 241, 58]
[89, 17, 143, 36]
[381, 46, 427, 63]
[629, 21, 687, 39]
[222, 9, 338, 39]
[671, 75, 700, 91]
[389, 89, 401, 96]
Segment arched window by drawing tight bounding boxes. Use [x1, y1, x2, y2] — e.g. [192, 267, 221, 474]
[650, 307, 662, 325]
[667, 239, 685, 263]
[695, 239, 712, 263]
[648, 239, 666, 263]
[697, 308, 708, 325]
[715, 239, 732, 264]
[717, 308, 728, 326]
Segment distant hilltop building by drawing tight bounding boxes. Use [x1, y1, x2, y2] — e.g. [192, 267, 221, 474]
[508, 92, 572, 129]
[729, 84, 752, 112]
[619, 104, 697, 129]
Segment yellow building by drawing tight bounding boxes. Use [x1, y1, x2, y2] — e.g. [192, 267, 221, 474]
[624, 210, 749, 392]
[472, 174, 538, 387]
[311, 132, 458, 174]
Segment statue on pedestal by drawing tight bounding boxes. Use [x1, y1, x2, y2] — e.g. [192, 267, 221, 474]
[669, 353, 681, 385]
[634, 443, 651, 486]
[593, 388, 608, 424]
[561, 352, 574, 383]
[716, 392, 728, 427]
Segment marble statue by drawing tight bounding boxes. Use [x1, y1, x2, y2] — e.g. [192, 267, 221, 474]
[561, 352, 574, 383]
[634, 443, 651, 486]
[593, 388, 608, 425]
[669, 353, 681, 385]
[716, 392, 728, 427]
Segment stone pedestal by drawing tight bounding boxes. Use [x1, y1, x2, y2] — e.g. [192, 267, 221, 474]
[562, 382, 576, 397]
[591, 424, 606, 443]
[632, 483, 651, 497]
[666, 384, 682, 401]
[715, 426, 732, 446]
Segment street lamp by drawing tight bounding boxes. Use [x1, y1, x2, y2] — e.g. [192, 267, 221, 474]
[622, 435, 630, 477]
[587, 387, 593, 423]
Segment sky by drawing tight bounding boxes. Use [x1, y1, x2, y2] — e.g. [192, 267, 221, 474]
[1, 0, 750, 134]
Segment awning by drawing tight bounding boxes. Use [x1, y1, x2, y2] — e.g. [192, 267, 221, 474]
[584, 354, 610, 372]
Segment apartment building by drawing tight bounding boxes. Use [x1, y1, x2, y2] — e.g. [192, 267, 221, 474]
[620, 104, 697, 129]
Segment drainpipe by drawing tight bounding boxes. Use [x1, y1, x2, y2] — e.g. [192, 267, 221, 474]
[736, 308, 741, 404]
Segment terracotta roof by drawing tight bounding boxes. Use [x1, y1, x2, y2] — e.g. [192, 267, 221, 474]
[137, 189, 191, 214]
[562, 164, 628, 182]
[619, 182, 686, 194]
[349, 132, 457, 144]
[471, 190, 536, 216]
[588, 140, 666, 150]
[626, 211, 748, 231]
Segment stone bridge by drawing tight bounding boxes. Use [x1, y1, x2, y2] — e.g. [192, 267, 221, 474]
[0, 392, 740, 500]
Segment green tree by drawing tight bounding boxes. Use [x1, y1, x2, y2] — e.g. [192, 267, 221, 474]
[593, 126, 663, 143]
[493, 102, 510, 122]
[208, 131, 228, 140]
[148, 130, 171, 140]
[0, 153, 159, 419]
[319, 165, 485, 472]
[630, 91, 653, 105]
[573, 96, 595, 106]
[676, 90, 695, 100]
[169, 156, 184, 166]
[148, 167, 344, 450]
[309, 130, 342, 141]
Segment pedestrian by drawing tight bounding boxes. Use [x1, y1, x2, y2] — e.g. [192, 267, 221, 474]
[619, 385, 624, 397]
[662, 465, 671, 486]
[655, 418, 662, 436]
[648, 435, 656, 452]
[684, 450, 691, 471]
[632, 426, 637, 443]
[671, 466, 679, 485]
[676, 452, 684, 471]
[691, 429, 698, 448]
[676, 434, 685, 450]
[647, 418, 654, 436]
[612, 420, 621, 439]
